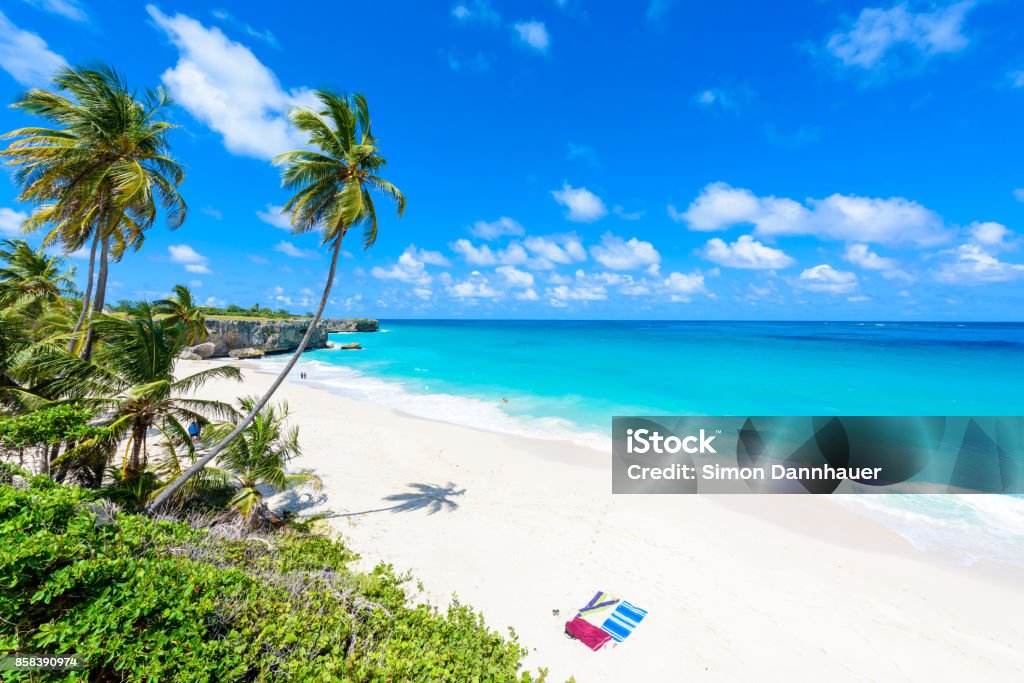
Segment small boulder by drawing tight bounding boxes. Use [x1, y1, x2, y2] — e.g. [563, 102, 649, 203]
[188, 342, 216, 359]
[339, 342, 362, 350]
[178, 351, 203, 361]
[229, 347, 266, 359]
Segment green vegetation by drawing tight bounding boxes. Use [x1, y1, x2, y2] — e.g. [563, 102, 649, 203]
[197, 395, 321, 523]
[111, 300, 315, 321]
[0, 64, 543, 680]
[0, 472, 542, 682]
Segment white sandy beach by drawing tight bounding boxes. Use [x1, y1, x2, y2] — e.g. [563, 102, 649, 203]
[178, 359, 1024, 682]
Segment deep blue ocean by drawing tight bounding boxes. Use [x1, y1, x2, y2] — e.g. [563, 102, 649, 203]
[266, 320, 1024, 569]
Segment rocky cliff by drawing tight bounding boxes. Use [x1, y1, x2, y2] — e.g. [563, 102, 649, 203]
[190, 317, 379, 358]
[322, 317, 379, 332]
[202, 318, 328, 357]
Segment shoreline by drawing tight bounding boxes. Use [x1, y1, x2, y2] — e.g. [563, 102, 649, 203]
[178, 358, 1024, 681]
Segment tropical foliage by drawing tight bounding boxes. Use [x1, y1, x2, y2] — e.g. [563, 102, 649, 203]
[200, 396, 321, 522]
[0, 475, 543, 682]
[155, 283, 208, 344]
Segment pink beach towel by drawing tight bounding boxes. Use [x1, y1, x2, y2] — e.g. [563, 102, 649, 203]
[565, 616, 613, 651]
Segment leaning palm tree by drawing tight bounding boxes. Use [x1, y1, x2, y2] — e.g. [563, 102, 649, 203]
[149, 90, 404, 511]
[193, 396, 320, 524]
[156, 284, 207, 345]
[1, 64, 187, 358]
[23, 302, 240, 483]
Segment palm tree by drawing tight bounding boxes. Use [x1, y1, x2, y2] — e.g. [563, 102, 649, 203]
[196, 396, 320, 523]
[24, 302, 240, 483]
[156, 284, 207, 345]
[0, 239, 77, 311]
[1, 64, 187, 358]
[149, 91, 404, 512]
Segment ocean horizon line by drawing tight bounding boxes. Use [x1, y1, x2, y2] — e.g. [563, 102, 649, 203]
[374, 317, 1024, 325]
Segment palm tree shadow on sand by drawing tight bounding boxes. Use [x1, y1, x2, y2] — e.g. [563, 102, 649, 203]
[337, 482, 466, 517]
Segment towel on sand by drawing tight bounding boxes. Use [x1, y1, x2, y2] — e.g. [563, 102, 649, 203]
[565, 592, 647, 651]
[565, 616, 612, 651]
[600, 600, 648, 643]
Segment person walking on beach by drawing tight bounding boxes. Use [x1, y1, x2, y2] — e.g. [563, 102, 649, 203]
[187, 421, 201, 444]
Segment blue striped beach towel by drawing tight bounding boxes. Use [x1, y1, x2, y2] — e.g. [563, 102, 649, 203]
[599, 600, 648, 643]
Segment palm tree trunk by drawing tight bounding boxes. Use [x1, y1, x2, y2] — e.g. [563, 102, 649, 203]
[69, 231, 100, 354]
[147, 236, 345, 513]
[81, 233, 110, 360]
[128, 422, 146, 476]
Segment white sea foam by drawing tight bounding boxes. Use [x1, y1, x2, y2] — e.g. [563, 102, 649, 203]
[834, 494, 1024, 568]
[253, 356, 610, 451]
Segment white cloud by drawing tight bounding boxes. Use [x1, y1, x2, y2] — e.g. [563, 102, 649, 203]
[662, 270, 710, 302]
[448, 278, 502, 298]
[451, 236, 581, 271]
[371, 246, 435, 286]
[189, 279, 203, 288]
[410, 245, 451, 267]
[589, 233, 661, 271]
[451, 239, 529, 267]
[552, 183, 607, 222]
[968, 221, 1011, 248]
[547, 273, 572, 285]
[0, 207, 28, 235]
[843, 243, 900, 270]
[147, 5, 312, 160]
[524, 234, 586, 265]
[168, 244, 212, 274]
[674, 182, 950, 246]
[933, 244, 1024, 285]
[701, 235, 795, 270]
[1010, 72, 1024, 89]
[20, 0, 87, 22]
[513, 20, 549, 52]
[798, 265, 858, 294]
[273, 240, 317, 259]
[0, 11, 67, 86]
[843, 243, 913, 281]
[496, 265, 534, 288]
[257, 204, 292, 230]
[248, 254, 270, 264]
[469, 216, 525, 240]
[515, 288, 539, 301]
[546, 284, 606, 305]
[826, 1, 974, 70]
[1013, 188, 1024, 202]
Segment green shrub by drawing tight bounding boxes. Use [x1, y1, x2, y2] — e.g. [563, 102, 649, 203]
[0, 481, 544, 682]
[0, 405, 106, 449]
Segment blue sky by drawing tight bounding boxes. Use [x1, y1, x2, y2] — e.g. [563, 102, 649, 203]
[1, 0, 1023, 320]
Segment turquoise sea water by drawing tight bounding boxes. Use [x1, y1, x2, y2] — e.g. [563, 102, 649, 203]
[267, 320, 1024, 569]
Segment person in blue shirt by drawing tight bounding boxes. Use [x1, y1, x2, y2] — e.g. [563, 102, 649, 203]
[187, 421, 200, 444]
